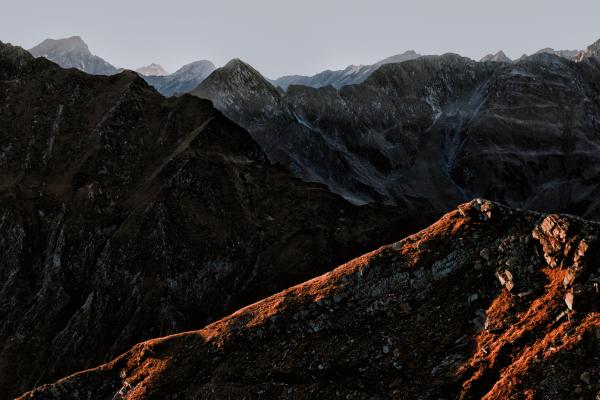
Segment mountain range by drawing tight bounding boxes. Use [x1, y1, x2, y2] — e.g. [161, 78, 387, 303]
[28, 36, 600, 96]
[2, 33, 600, 399]
[192, 39, 600, 222]
[271, 50, 421, 90]
[0, 40, 432, 398]
[20, 200, 600, 399]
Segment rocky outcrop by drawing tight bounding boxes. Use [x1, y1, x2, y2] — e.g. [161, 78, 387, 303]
[575, 38, 600, 62]
[480, 51, 512, 63]
[28, 36, 118, 75]
[193, 43, 600, 220]
[0, 41, 433, 398]
[20, 200, 600, 399]
[535, 48, 580, 60]
[272, 50, 421, 90]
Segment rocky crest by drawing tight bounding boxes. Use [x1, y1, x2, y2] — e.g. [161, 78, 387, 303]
[575, 38, 600, 62]
[20, 200, 600, 399]
[272, 50, 421, 90]
[535, 48, 580, 60]
[480, 51, 512, 63]
[29, 36, 118, 75]
[0, 41, 432, 398]
[193, 43, 600, 220]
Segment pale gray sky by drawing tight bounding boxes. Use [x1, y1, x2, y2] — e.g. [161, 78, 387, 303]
[1, 0, 598, 78]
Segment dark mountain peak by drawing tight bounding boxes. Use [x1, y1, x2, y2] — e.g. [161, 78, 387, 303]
[196, 58, 275, 95]
[0, 40, 34, 65]
[20, 199, 600, 399]
[0, 36, 429, 398]
[222, 58, 261, 75]
[0, 41, 36, 80]
[480, 50, 512, 63]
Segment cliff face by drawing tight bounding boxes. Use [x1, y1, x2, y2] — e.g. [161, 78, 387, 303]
[21, 200, 600, 399]
[193, 50, 600, 220]
[0, 41, 432, 398]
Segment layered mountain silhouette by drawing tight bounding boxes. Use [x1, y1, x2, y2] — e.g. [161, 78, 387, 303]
[20, 200, 600, 399]
[0, 41, 433, 398]
[28, 36, 216, 97]
[272, 50, 421, 90]
[192, 40, 600, 221]
[141, 60, 216, 96]
[6, 33, 600, 400]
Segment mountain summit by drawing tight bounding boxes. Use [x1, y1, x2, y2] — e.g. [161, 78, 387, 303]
[135, 63, 168, 76]
[28, 36, 118, 75]
[480, 50, 512, 63]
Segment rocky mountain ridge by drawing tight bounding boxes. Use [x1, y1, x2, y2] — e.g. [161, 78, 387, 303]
[272, 50, 422, 90]
[0, 40, 432, 399]
[192, 41, 600, 221]
[20, 200, 600, 399]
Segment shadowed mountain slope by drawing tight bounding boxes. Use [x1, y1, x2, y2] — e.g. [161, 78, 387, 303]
[21, 200, 600, 399]
[0, 41, 432, 398]
[193, 45, 600, 220]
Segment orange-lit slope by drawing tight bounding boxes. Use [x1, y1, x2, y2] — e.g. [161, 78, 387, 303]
[21, 200, 599, 399]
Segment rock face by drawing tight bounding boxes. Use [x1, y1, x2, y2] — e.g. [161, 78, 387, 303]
[0, 41, 434, 399]
[272, 50, 421, 90]
[575, 38, 600, 62]
[535, 48, 580, 60]
[193, 44, 600, 220]
[480, 51, 512, 63]
[28, 36, 118, 75]
[135, 63, 168, 76]
[20, 200, 600, 399]
[142, 60, 216, 96]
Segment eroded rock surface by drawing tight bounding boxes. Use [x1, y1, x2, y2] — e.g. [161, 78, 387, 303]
[22, 200, 600, 399]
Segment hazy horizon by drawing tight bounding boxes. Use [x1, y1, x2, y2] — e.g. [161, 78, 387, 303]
[2, 0, 599, 78]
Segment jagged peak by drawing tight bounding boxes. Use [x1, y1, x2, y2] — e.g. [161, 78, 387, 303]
[0, 40, 35, 77]
[218, 58, 270, 83]
[480, 50, 512, 63]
